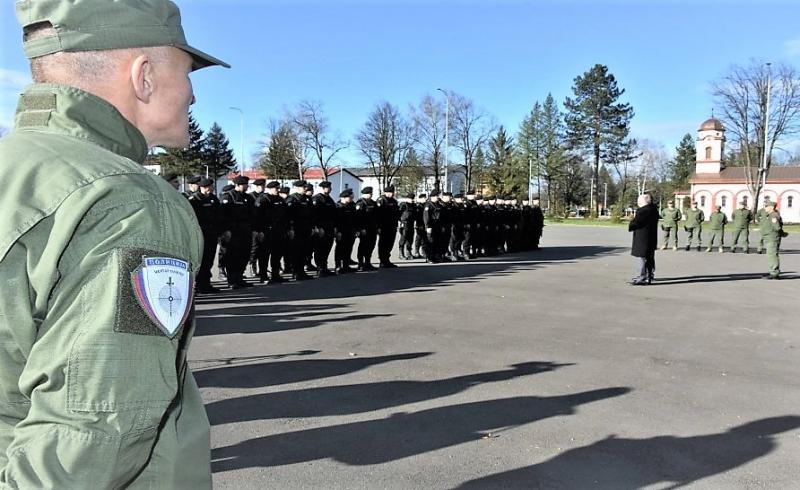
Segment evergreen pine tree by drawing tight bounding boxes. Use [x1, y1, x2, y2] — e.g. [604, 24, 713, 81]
[565, 64, 634, 217]
[258, 123, 300, 179]
[203, 122, 237, 181]
[157, 113, 205, 177]
[668, 133, 696, 191]
[488, 126, 524, 196]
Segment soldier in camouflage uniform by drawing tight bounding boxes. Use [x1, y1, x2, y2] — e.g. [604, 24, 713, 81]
[730, 200, 753, 253]
[659, 200, 682, 250]
[760, 201, 786, 279]
[683, 201, 704, 251]
[706, 205, 727, 253]
[755, 197, 772, 254]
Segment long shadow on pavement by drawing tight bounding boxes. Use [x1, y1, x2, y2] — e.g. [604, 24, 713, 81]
[205, 361, 573, 424]
[653, 272, 799, 285]
[456, 415, 800, 489]
[211, 386, 630, 472]
[194, 352, 432, 389]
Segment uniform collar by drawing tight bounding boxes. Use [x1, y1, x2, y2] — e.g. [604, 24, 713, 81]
[14, 83, 148, 164]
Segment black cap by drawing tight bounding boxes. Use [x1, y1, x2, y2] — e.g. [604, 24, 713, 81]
[384, 185, 395, 193]
[266, 181, 280, 189]
[362, 186, 373, 194]
[162, 172, 178, 181]
[253, 178, 266, 186]
[430, 190, 440, 197]
[486, 195, 495, 200]
[280, 186, 290, 194]
[222, 184, 235, 192]
[418, 194, 427, 199]
[320, 181, 332, 189]
[292, 180, 306, 188]
[467, 189, 476, 195]
[405, 193, 415, 199]
[199, 178, 213, 187]
[455, 193, 464, 199]
[186, 175, 201, 184]
[443, 191, 453, 197]
[476, 194, 483, 199]
[233, 176, 249, 186]
[532, 194, 540, 200]
[304, 183, 314, 191]
[340, 189, 353, 198]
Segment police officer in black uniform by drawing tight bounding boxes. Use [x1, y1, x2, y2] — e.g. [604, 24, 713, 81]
[312, 181, 337, 277]
[450, 193, 467, 261]
[184, 174, 201, 199]
[335, 189, 357, 274]
[439, 192, 454, 261]
[412, 194, 427, 259]
[303, 183, 317, 272]
[261, 181, 287, 283]
[249, 178, 267, 277]
[398, 193, 416, 260]
[286, 180, 314, 281]
[355, 186, 379, 271]
[463, 190, 479, 259]
[188, 178, 221, 293]
[221, 175, 255, 289]
[423, 190, 443, 263]
[217, 183, 235, 280]
[531, 196, 545, 250]
[376, 185, 400, 268]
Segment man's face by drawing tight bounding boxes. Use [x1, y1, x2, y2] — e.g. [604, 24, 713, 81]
[322, 187, 332, 195]
[293, 186, 304, 194]
[692, 203, 698, 209]
[168, 178, 180, 190]
[363, 193, 373, 200]
[235, 184, 246, 192]
[189, 183, 199, 193]
[455, 198, 464, 204]
[442, 196, 452, 203]
[255, 185, 265, 193]
[200, 186, 212, 195]
[145, 48, 195, 148]
[267, 187, 278, 195]
[668, 203, 674, 208]
[430, 196, 439, 203]
[523, 200, 529, 206]
[341, 196, 352, 204]
[280, 191, 289, 198]
[533, 200, 540, 206]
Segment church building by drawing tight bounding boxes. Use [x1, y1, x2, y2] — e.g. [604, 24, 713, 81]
[676, 118, 800, 223]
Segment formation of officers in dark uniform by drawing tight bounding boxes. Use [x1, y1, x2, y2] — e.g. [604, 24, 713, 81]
[183, 174, 545, 293]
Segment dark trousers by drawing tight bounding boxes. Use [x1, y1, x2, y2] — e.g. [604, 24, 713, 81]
[438, 226, 451, 257]
[223, 229, 251, 284]
[197, 230, 218, 286]
[462, 225, 473, 256]
[398, 223, 415, 256]
[378, 227, 397, 264]
[335, 231, 355, 267]
[450, 226, 464, 257]
[413, 227, 427, 256]
[633, 252, 656, 283]
[289, 227, 312, 276]
[313, 225, 335, 270]
[249, 230, 261, 266]
[217, 230, 231, 274]
[256, 229, 284, 280]
[358, 230, 377, 264]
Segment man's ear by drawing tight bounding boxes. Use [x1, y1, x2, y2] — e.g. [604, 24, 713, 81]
[131, 53, 154, 103]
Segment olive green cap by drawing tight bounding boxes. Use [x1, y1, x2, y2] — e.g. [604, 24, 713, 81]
[16, 0, 230, 70]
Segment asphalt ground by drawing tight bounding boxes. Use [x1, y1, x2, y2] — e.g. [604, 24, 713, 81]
[191, 226, 800, 489]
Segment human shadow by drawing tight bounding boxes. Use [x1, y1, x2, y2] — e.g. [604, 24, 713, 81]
[211, 386, 630, 472]
[205, 361, 573, 425]
[457, 415, 800, 489]
[194, 352, 432, 389]
[653, 272, 800, 285]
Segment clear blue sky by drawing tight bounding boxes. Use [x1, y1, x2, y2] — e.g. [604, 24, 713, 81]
[2, 0, 799, 168]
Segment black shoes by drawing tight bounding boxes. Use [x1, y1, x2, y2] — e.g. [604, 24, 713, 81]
[197, 284, 221, 294]
[379, 262, 398, 269]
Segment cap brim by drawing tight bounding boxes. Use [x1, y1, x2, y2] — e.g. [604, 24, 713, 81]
[180, 44, 231, 70]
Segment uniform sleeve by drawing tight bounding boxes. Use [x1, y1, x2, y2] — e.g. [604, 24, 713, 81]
[0, 187, 201, 489]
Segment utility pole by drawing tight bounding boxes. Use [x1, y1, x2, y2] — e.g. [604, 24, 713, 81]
[761, 62, 772, 194]
[604, 182, 608, 216]
[437, 88, 449, 192]
[229, 107, 245, 171]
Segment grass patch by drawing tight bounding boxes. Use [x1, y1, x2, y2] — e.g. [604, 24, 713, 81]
[545, 219, 800, 233]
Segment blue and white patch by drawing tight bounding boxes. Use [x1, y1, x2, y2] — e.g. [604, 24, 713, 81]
[131, 257, 194, 338]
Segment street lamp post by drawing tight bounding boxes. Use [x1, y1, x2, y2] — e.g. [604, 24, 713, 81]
[603, 182, 608, 216]
[229, 107, 245, 172]
[437, 88, 449, 193]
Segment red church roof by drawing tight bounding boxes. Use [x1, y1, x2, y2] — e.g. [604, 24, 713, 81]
[690, 166, 800, 184]
[227, 167, 359, 182]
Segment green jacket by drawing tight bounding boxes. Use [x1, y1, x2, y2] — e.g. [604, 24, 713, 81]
[759, 211, 784, 241]
[708, 211, 728, 230]
[756, 207, 770, 226]
[684, 208, 704, 228]
[0, 84, 210, 488]
[731, 208, 753, 229]
[660, 207, 681, 227]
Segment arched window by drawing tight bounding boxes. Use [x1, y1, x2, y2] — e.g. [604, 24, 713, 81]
[721, 196, 727, 207]
[789, 196, 795, 208]
[705, 147, 712, 160]
[700, 196, 706, 207]
[742, 196, 748, 207]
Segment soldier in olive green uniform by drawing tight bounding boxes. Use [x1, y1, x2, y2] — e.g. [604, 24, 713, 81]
[707, 205, 728, 252]
[683, 201, 705, 251]
[0, 2, 228, 488]
[755, 198, 772, 254]
[730, 201, 753, 253]
[659, 200, 682, 250]
[760, 201, 786, 279]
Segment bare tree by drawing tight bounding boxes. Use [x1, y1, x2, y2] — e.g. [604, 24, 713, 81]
[712, 60, 800, 207]
[410, 95, 446, 191]
[356, 101, 413, 189]
[449, 92, 494, 191]
[289, 100, 347, 179]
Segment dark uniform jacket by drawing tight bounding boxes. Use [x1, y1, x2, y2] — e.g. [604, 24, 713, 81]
[423, 201, 442, 229]
[286, 192, 313, 233]
[628, 203, 659, 257]
[188, 191, 220, 235]
[265, 193, 288, 233]
[355, 197, 379, 232]
[376, 195, 401, 231]
[312, 193, 338, 230]
[399, 201, 415, 228]
[221, 190, 254, 233]
[336, 201, 357, 236]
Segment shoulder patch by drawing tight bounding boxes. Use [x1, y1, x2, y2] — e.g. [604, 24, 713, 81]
[116, 249, 194, 338]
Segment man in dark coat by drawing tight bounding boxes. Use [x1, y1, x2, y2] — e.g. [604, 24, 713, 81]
[628, 193, 660, 285]
[189, 178, 221, 293]
[286, 180, 314, 281]
[221, 175, 255, 289]
[397, 193, 416, 260]
[355, 187, 379, 271]
[335, 189, 357, 274]
[312, 181, 337, 277]
[376, 185, 401, 268]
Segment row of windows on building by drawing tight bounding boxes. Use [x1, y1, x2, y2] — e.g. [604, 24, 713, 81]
[696, 195, 794, 208]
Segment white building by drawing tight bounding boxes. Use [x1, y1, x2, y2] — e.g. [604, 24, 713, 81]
[677, 118, 800, 223]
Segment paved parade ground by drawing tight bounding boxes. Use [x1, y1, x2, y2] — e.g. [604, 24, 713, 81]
[191, 225, 800, 489]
